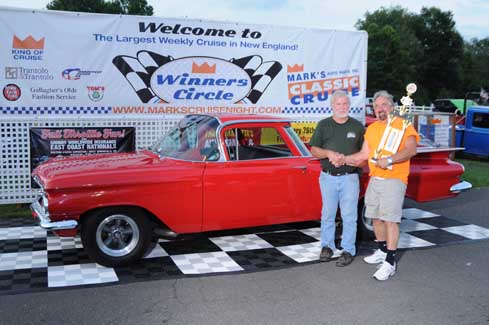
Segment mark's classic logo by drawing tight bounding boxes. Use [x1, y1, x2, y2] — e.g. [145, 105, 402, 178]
[87, 86, 105, 102]
[112, 51, 282, 104]
[3, 84, 21, 101]
[12, 35, 45, 61]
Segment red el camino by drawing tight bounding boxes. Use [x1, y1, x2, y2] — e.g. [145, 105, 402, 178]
[31, 114, 470, 266]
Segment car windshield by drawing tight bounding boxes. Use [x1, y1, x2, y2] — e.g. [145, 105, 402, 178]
[151, 115, 220, 161]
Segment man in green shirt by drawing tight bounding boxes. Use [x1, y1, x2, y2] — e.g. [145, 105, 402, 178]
[309, 90, 365, 266]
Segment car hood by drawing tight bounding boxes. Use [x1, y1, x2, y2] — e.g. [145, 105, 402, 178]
[33, 150, 165, 190]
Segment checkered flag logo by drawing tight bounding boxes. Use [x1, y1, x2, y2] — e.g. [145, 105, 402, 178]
[113, 51, 173, 103]
[230, 55, 282, 104]
[113, 51, 282, 104]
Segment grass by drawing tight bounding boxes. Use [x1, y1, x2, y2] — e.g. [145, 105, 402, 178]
[455, 156, 489, 188]
[0, 156, 488, 219]
[0, 204, 32, 219]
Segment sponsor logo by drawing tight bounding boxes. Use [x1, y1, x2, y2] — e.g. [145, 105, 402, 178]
[5, 67, 54, 80]
[12, 35, 45, 61]
[3, 84, 21, 101]
[62, 68, 102, 80]
[113, 51, 282, 104]
[30, 87, 77, 101]
[13, 35, 45, 49]
[87, 86, 105, 101]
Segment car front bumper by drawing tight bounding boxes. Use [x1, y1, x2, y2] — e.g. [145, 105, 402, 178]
[450, 181, 472, 193]
[30, 200, 78, 231]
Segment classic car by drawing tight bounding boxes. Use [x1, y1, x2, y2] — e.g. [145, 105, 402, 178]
[31, 114, 470, 267]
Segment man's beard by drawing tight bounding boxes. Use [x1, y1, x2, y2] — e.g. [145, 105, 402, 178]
[377, 111, 388, 121]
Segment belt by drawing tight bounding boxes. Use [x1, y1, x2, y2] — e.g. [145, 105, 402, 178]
[323, 169, 356, 176]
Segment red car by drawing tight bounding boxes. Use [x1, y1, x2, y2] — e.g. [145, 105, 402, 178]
[31, 114, 470, 267]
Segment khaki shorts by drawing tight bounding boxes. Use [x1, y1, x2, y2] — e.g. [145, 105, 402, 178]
[365, 177, 407, 223]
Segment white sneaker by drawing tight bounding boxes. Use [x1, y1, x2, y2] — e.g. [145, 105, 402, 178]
[332, 249, 343, 258]
[373, 261, 396, 281]
[363, 249, 387, 264]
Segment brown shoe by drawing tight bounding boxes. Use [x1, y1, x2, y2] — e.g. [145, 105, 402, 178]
[319, 247, 334, 262]
[336, 252, 354, 267]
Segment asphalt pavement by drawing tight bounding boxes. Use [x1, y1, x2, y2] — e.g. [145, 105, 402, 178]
[0, 188, 488, 325]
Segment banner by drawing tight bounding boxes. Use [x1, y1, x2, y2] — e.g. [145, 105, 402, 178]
[29, 127, 136, 178]
[0, 7, 367, 122]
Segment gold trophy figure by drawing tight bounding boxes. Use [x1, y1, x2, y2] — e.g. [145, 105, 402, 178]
[370, 83, 416, 169]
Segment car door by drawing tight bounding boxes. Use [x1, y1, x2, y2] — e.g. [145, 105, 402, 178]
[202, 123, 319, 231]
[464, 109, 489, 156]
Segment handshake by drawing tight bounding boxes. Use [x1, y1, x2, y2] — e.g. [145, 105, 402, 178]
[329, 152, 348, 168]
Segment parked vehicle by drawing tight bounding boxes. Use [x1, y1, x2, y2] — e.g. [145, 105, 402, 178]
[31, 114, 470, 267]
[433, 98, 476, 116]
[456, 105, 489, 156]
[446, 91, 489, 156]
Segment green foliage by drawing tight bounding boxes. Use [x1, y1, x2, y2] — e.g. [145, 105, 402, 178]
[462, 38, 489, 94]
[412, 7, 464, 101]
[356, 6, 486, 104]
[0, 204, 31, 219]
[46, 0, 153, 15]
[356, 7, 419, 101]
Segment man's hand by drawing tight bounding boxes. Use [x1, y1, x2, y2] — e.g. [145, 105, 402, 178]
[330, 152, 345, 167]
[376, 157, 390, 169]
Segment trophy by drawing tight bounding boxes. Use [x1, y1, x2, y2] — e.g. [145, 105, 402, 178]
[370, 83, 417, 169]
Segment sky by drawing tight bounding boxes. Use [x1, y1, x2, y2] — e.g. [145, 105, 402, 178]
[0, 0, 487, 40]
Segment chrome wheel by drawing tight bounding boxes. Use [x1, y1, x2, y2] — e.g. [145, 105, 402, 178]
[357, 199, 374, 240]
[95, 214, 140, 257]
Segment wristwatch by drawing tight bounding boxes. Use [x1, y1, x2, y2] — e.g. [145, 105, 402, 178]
[386, 156, 394, 166]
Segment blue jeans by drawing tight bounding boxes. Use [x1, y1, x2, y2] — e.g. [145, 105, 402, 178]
[319, 172, 360, 255]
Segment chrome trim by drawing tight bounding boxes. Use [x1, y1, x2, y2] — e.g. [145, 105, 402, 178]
[215, 120, 296, 162]
[30, 200, 78, 230]
[416, 147, 465, 153]
[218, 119, 292, 128]
[183, 113, 223, 125]
[450, 181, 472, 193]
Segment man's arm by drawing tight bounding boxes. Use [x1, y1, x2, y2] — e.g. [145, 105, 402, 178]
[376, 135, 417, 169]
[345, 140, 370, 167]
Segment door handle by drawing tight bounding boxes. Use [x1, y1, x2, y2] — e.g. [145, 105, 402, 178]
[292, 166, 307, 172]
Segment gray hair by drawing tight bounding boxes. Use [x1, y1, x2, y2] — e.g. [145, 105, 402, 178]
[373, 90, 394, 107]
[330, 90, 350, 105]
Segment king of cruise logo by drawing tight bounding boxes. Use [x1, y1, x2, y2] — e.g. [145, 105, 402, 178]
[12, 35, 45, 61]
[150, 57, 250, 104]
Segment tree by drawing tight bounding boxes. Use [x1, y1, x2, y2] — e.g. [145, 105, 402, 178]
[462, 38, 489, 96]
[355, 7, 419, 102]
[46, 0, 153, 15]
[411, 7, 464, 100]
[356, 6, 465, 104]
